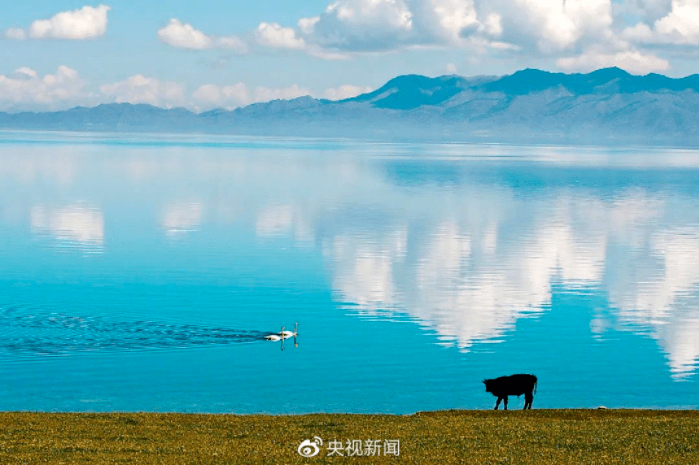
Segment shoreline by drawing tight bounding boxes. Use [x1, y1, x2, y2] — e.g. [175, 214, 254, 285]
[1, 409, 697, 463]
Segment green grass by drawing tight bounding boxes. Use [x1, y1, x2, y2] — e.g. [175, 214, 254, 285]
[0, 410, 698, 464]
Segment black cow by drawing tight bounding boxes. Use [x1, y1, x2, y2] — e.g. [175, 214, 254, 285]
[483, 374, 537, 410]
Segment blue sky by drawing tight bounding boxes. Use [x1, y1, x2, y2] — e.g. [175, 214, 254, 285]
[0, 0, 698, 111]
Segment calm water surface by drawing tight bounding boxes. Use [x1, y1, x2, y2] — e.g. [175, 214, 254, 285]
[1, 132, 698, 412]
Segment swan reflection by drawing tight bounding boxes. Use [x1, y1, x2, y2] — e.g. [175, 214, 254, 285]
[265, 324, 299, 351]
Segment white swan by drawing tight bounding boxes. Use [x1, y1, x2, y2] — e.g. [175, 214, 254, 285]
[280, 323, 298, 339]
[265, 323, 298, 341]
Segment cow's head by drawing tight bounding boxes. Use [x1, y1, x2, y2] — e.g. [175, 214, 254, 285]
[483, 379, 492, 393]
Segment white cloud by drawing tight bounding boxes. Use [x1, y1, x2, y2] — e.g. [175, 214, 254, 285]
[4, 28, 26, 40]
[99, 75, 186, 108]
[410, 0, 480, 44]
[322, 84, 373, 100]
[306, 0, 414, 51]
[655, 0, 699, 42]
[218, 35, 247, 51]
[614, 0, 674, 24]
[192, 82, 311, 110]
[298, 16, 320, 35]
[253, 84, 311, 102]
[192, 82, 370, 110]
[623, 0, 699, 45]
[246, 0, 622, 62]
[255, 22, 305, 49]
[11, 67, 38, 79]
[488, 0, 614, 53]
[0, 66, 89, 110]
[192, 82, 372, 110]
[144, 0, 684, 70]
[192, 83, 248, 109]
[306, 47, 353, 60]
[278, 0, 620, 57]
[157, 19, 247, 52]
[158, 19, 213, 49]
[622, 23, 654, 43]
[557, 48, 670, 74]
[16, 5, 112, 40]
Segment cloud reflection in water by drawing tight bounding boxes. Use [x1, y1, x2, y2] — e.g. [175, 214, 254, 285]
[3, 141, 699, 379]
[161, 202, 203, 237]
[239, 154, 699, 379]
[30, 204, 104, 253]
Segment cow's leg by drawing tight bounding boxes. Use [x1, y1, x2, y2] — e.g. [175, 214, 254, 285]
[503, 396, 508, 410]
[524, 392, 533, 410]
[494, 397, 502, 410]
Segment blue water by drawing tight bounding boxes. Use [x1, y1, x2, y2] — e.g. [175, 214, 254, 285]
[1, 132, 698, 412]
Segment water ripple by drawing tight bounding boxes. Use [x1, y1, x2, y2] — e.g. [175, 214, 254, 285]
[0, 306, 270, 356]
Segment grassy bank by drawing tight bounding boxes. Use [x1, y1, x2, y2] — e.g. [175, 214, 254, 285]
[0, 410, 697, 464]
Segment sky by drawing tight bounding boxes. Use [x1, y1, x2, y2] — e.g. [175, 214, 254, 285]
[0, 0, 698, 112]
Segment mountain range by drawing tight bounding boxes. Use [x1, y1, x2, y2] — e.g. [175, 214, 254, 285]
[2, 67, 699, 145]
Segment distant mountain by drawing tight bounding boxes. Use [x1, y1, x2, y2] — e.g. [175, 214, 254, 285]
[0, 103, 198, 132]
[2, 68, 699, 145]
[343, 74, 497, 109]
[480, 67, 699, 95]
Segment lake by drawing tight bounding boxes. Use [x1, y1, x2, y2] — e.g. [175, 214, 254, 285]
[0, 132, 698, 413]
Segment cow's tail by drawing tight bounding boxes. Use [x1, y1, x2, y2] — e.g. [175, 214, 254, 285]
[534, 379, 538, 395]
